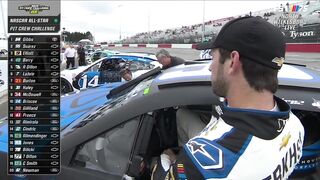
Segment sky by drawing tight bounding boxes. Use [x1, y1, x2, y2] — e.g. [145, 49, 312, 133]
[0, 0, 300, 43]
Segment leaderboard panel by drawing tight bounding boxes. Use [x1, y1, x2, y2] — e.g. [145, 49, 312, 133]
[7, 36, 60, 175]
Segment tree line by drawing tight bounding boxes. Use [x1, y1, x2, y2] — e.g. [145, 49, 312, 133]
[63, 31, 94, 43]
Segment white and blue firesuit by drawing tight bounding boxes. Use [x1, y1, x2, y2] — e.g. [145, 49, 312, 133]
[153, 96, 304, 180]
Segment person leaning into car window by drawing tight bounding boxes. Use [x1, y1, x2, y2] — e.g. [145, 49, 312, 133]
[152, 16, 305, 180]
[120, 68, 132, 81]
[156, 49, 185, 69]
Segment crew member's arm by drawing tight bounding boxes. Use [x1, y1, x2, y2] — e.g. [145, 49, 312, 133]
[151, 146, 205, 180]
[151, 149, 176, 180]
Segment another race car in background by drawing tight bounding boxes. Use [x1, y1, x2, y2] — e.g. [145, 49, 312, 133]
[0, 49, 7, 56]
[85, 49, 120, 64]
[61, 53, 161, 94]
[0, 60, 318, 179]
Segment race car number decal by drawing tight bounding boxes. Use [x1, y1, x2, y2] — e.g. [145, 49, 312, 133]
[80, 75, 99, 90]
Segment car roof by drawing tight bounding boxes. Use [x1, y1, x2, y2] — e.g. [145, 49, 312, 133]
[152, 61, 320, 90]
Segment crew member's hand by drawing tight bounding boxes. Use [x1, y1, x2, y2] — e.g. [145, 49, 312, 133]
[163, 149, 176, 164]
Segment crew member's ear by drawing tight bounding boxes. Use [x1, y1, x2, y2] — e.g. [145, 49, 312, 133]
[228, 51, 241, 74]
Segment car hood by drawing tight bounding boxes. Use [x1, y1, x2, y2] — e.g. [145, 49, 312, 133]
[0, 82, 123, 153]
[60, 82, 123, 129]
[61, 66, 90, 79]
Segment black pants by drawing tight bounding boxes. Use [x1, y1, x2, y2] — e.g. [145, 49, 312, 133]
[66, 57, 75, 69]
[78, 55, 86, 66]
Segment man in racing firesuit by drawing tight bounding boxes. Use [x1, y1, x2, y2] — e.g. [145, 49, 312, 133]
[152, 16, 305, 180]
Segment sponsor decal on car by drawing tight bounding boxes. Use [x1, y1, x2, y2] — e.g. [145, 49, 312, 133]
[311, 98, 320, 109]
[282, 99, 305, 105]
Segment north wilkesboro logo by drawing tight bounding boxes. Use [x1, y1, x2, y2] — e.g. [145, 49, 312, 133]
[18, 4, 50, 15]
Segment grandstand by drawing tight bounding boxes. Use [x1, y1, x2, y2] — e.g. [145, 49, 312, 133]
[120, 1, 320, 44]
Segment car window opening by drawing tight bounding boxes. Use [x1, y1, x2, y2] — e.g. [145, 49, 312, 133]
[72, 118, 140, 176]
[107, 67, 162, 99]
[125, 105, 212, 179]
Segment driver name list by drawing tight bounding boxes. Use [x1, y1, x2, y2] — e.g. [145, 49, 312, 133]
[8, 35, 60, 175]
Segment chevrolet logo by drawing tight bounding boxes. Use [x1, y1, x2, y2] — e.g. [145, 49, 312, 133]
[272, 57, 285, 67]
[280, 133, 291, 150]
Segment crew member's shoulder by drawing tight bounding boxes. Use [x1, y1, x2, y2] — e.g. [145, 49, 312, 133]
[171, 56, 185, 64]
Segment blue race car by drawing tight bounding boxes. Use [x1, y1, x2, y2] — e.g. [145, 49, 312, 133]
[0, 60, 319, 179]
[61, 53, 161, 94]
